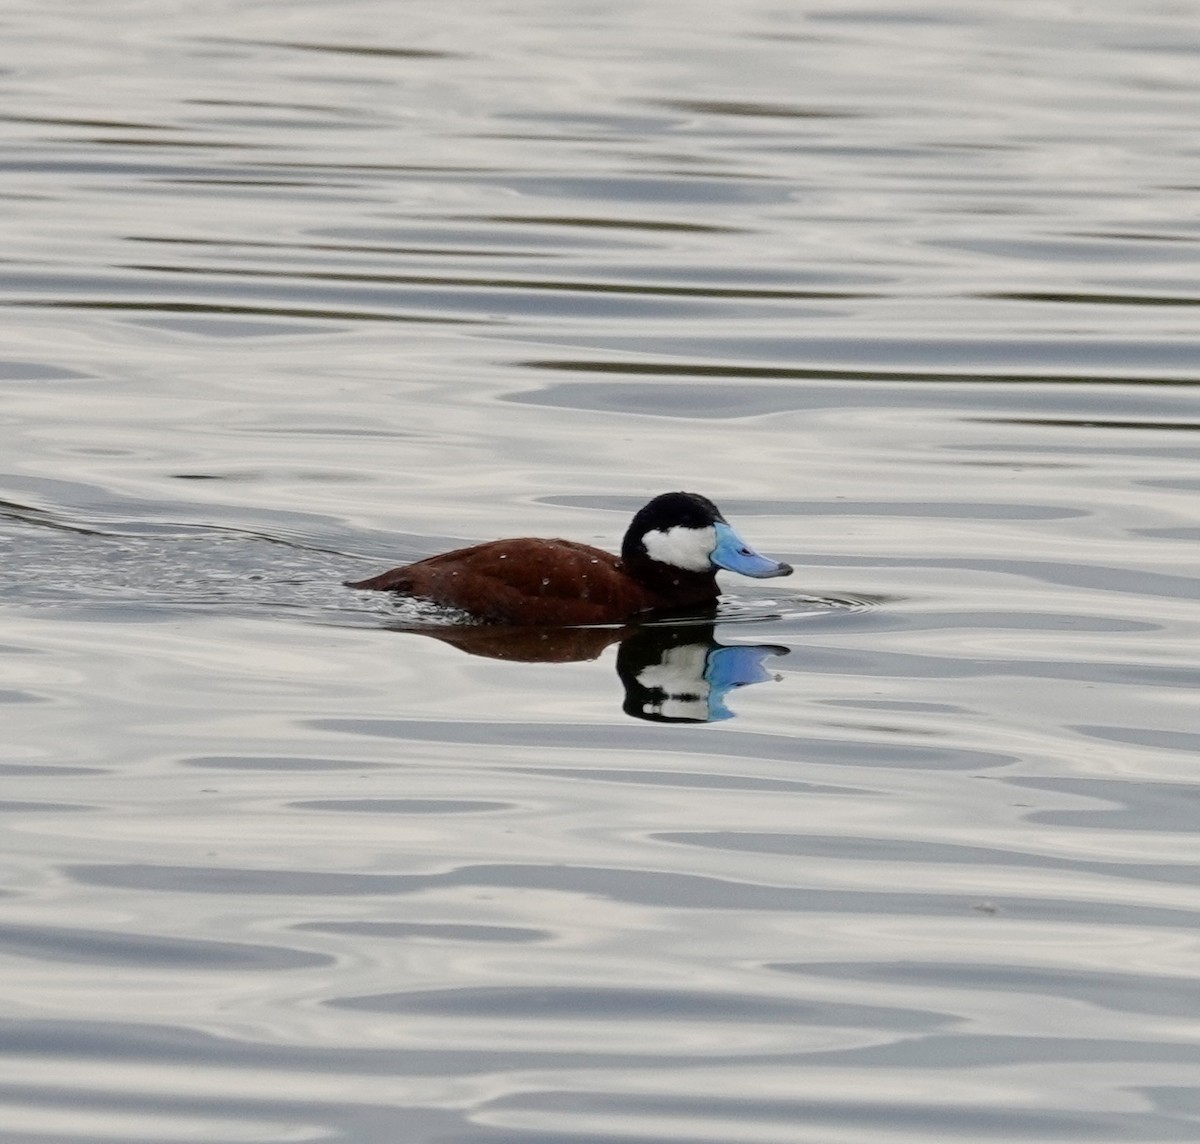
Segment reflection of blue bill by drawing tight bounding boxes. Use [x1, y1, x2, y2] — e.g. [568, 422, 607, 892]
[634, 640, 786, 722]
[703, 642, 788, 720]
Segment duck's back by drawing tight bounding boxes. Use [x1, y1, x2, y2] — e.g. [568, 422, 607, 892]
[347, 538, 657, 625]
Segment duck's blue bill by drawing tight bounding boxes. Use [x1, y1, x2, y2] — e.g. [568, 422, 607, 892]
[711, 522, 793, 579]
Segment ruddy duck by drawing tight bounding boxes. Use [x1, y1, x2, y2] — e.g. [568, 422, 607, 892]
[346, 491, 792, 625]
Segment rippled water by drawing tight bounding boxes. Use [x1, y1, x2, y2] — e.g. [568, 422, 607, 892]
[3, 1, 1199, 1141]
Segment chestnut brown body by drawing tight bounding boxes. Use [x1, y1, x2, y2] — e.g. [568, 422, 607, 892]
[347, 538, 721, 625]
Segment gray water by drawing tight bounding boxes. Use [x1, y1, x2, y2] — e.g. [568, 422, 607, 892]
[2, 1, 1199, 1141]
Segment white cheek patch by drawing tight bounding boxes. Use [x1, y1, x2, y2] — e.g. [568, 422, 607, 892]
[641, 525, 716, 572]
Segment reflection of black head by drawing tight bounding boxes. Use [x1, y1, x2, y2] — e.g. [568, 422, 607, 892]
[618, 622, 789, 723]
[618, 622, 721, 723]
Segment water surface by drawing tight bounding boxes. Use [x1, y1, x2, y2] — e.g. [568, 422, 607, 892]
[2, 1, 1199, 1141]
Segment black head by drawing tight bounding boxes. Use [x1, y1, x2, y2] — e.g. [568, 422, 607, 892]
[621, 492, 724, 562]
[621, 492, 793, 579]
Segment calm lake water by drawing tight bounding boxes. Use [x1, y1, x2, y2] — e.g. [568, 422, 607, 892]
[2, 0, 1199, 1141]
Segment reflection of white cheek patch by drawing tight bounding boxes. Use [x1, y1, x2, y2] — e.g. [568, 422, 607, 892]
[637, 645, 711, 721]
[642, 525, 715, 572]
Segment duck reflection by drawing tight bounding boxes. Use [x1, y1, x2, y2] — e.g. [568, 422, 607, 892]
[618, 625, 787, 723]
[395, 619, 787, 723]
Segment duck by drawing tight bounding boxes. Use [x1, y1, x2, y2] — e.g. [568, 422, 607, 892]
[346, 491, 792, 626]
